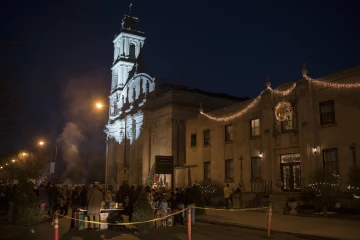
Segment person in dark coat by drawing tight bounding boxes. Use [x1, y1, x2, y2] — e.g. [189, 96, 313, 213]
[80, 185, 88, 208]
[127, 186, 135, 222]
[70, 186, 81, 229]
[38, 184, 47, 211]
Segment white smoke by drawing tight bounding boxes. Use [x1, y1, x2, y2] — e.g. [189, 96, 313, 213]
[57, 121, 85, 182]
[56, 68, 109, 183]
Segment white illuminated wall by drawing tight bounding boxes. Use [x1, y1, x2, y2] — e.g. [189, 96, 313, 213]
[111, 32, 145, 89]
[106, 73, 155, 145]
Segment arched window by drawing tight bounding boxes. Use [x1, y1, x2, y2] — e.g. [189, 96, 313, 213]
[129, 44, 136, 59]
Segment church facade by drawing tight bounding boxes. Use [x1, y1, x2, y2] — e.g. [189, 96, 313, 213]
[104, 13, 244, 186]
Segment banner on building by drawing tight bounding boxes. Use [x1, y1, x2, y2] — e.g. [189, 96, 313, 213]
[155, 156, 174, 174]
[50, 162, 55, 174]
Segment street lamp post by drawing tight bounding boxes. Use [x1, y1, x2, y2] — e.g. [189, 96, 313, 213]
[39, 141, 58, 174]
[96, 103, 128, 184]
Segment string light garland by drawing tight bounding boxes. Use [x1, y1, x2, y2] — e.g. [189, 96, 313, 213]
[308, 174, 341, 197]
[271, 83, 297, 96]
[200, 96, 260, 122]
[304, 75, 360, 88]
[199, 70, 360, 122]
[192, 182, 217, 194]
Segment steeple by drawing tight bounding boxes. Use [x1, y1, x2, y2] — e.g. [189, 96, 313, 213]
[111, 6, 146, 91]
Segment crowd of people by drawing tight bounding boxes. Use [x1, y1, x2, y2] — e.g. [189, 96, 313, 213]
[0, 180, 192, 229]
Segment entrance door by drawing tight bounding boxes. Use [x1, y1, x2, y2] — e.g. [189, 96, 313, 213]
[280, 153, 301, 191]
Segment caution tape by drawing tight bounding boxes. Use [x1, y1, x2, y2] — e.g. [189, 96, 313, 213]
[55, 205, 270, 226]
[56, 207, 190, 226]
[192, 206, 269, 212]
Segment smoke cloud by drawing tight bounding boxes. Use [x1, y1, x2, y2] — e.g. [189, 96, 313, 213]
[57, 68, 109, 184]
[57, 122, 85, 183]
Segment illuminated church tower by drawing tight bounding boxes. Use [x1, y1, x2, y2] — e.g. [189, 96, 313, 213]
[105, 8, 156, 185]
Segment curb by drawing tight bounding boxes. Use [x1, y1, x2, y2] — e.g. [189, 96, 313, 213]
[196, 218, 348, 240]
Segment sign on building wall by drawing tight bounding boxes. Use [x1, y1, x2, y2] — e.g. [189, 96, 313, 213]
[155, 156, 174, 174]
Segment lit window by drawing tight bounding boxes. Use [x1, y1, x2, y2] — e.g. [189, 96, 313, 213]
[250, 119, 260, 137]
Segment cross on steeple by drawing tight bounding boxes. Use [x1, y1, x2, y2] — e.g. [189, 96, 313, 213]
[129, 3, 133, 14]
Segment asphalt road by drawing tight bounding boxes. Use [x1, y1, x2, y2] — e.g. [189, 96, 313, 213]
[31, 217, 324, 240]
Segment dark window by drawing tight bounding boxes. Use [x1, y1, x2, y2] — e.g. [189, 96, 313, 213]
[251, 157, 262, 180]
[204, 129, 211, 146]
[225, 124, 234, 142]
[319, 100, 335, 125]
[250, 119, 260, 137]
[129, 44, 136, 59]
[204, 162, 211, 180]
[190, 134, 197, 147]
[280, 153, 301, 191]
[323, 148, 339, 175]
[225, 159, 234, 179]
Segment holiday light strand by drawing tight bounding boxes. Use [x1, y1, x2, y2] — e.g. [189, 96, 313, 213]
[200, 72, 360, 122]
[304, 74, 360, 88]
[200, 96, 260, 122]
[270, 83, 297, 96]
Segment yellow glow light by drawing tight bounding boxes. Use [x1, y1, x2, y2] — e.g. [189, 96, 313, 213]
[96, 103, 104, 109]
[11, 159, 15, 163]
[39, 141, 44, 145]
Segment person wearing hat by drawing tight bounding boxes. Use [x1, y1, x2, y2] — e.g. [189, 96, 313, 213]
[87, 182, 103, 230]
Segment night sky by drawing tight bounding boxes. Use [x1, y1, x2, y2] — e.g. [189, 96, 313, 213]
[1, 0, 360, 159]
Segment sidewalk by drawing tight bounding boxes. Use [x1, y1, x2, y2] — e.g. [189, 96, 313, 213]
[196, 208, 360, 240]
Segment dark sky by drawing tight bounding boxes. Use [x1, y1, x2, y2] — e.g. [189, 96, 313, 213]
[1, 0, 360, 157]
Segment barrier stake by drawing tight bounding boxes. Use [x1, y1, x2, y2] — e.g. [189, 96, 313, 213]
[54, 212, 59, 240]
[267, 203, 272, 238]
[187, 208, 192, 240]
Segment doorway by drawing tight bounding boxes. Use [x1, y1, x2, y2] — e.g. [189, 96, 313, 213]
[280, 153, 301, 191]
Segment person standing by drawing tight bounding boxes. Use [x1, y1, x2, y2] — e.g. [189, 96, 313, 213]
[70, 186, 81, 229]
[224, 184, 232, 209]
[87, 182, 103, 230]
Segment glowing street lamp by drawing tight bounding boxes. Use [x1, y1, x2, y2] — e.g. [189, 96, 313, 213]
[11, 159, 15, 163]
[96, 103, 104, 109]
[22, 152, 27, 156]
[38, 141, 58, 174]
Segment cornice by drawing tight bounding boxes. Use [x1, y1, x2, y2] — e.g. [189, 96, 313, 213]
[113, 32, 146, 44]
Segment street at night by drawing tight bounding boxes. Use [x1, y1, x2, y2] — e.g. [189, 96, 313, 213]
[29, 219, 333, 240]
[1, 1, 360, 240]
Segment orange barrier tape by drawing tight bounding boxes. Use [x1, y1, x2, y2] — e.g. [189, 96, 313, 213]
[57, 207, 189, 225]
[192, 206, 269, 212]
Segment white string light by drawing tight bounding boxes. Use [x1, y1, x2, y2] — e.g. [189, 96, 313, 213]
[270, 83, 297, 96]
[200, 96, 260, 122]
[200, 72, 360, 122]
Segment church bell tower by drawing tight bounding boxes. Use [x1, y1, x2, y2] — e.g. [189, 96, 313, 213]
[109, 13, 146, 117]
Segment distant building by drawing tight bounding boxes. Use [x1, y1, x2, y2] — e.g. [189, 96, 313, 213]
[104, 12, 246, 186]
[185, 64, 360, 211]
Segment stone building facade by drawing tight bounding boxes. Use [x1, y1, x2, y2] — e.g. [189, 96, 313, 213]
[185, 65, 360, 209]
[104, 13, 244, 186]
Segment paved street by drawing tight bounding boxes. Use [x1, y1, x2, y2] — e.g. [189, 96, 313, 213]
[29, 216, 335, 240]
